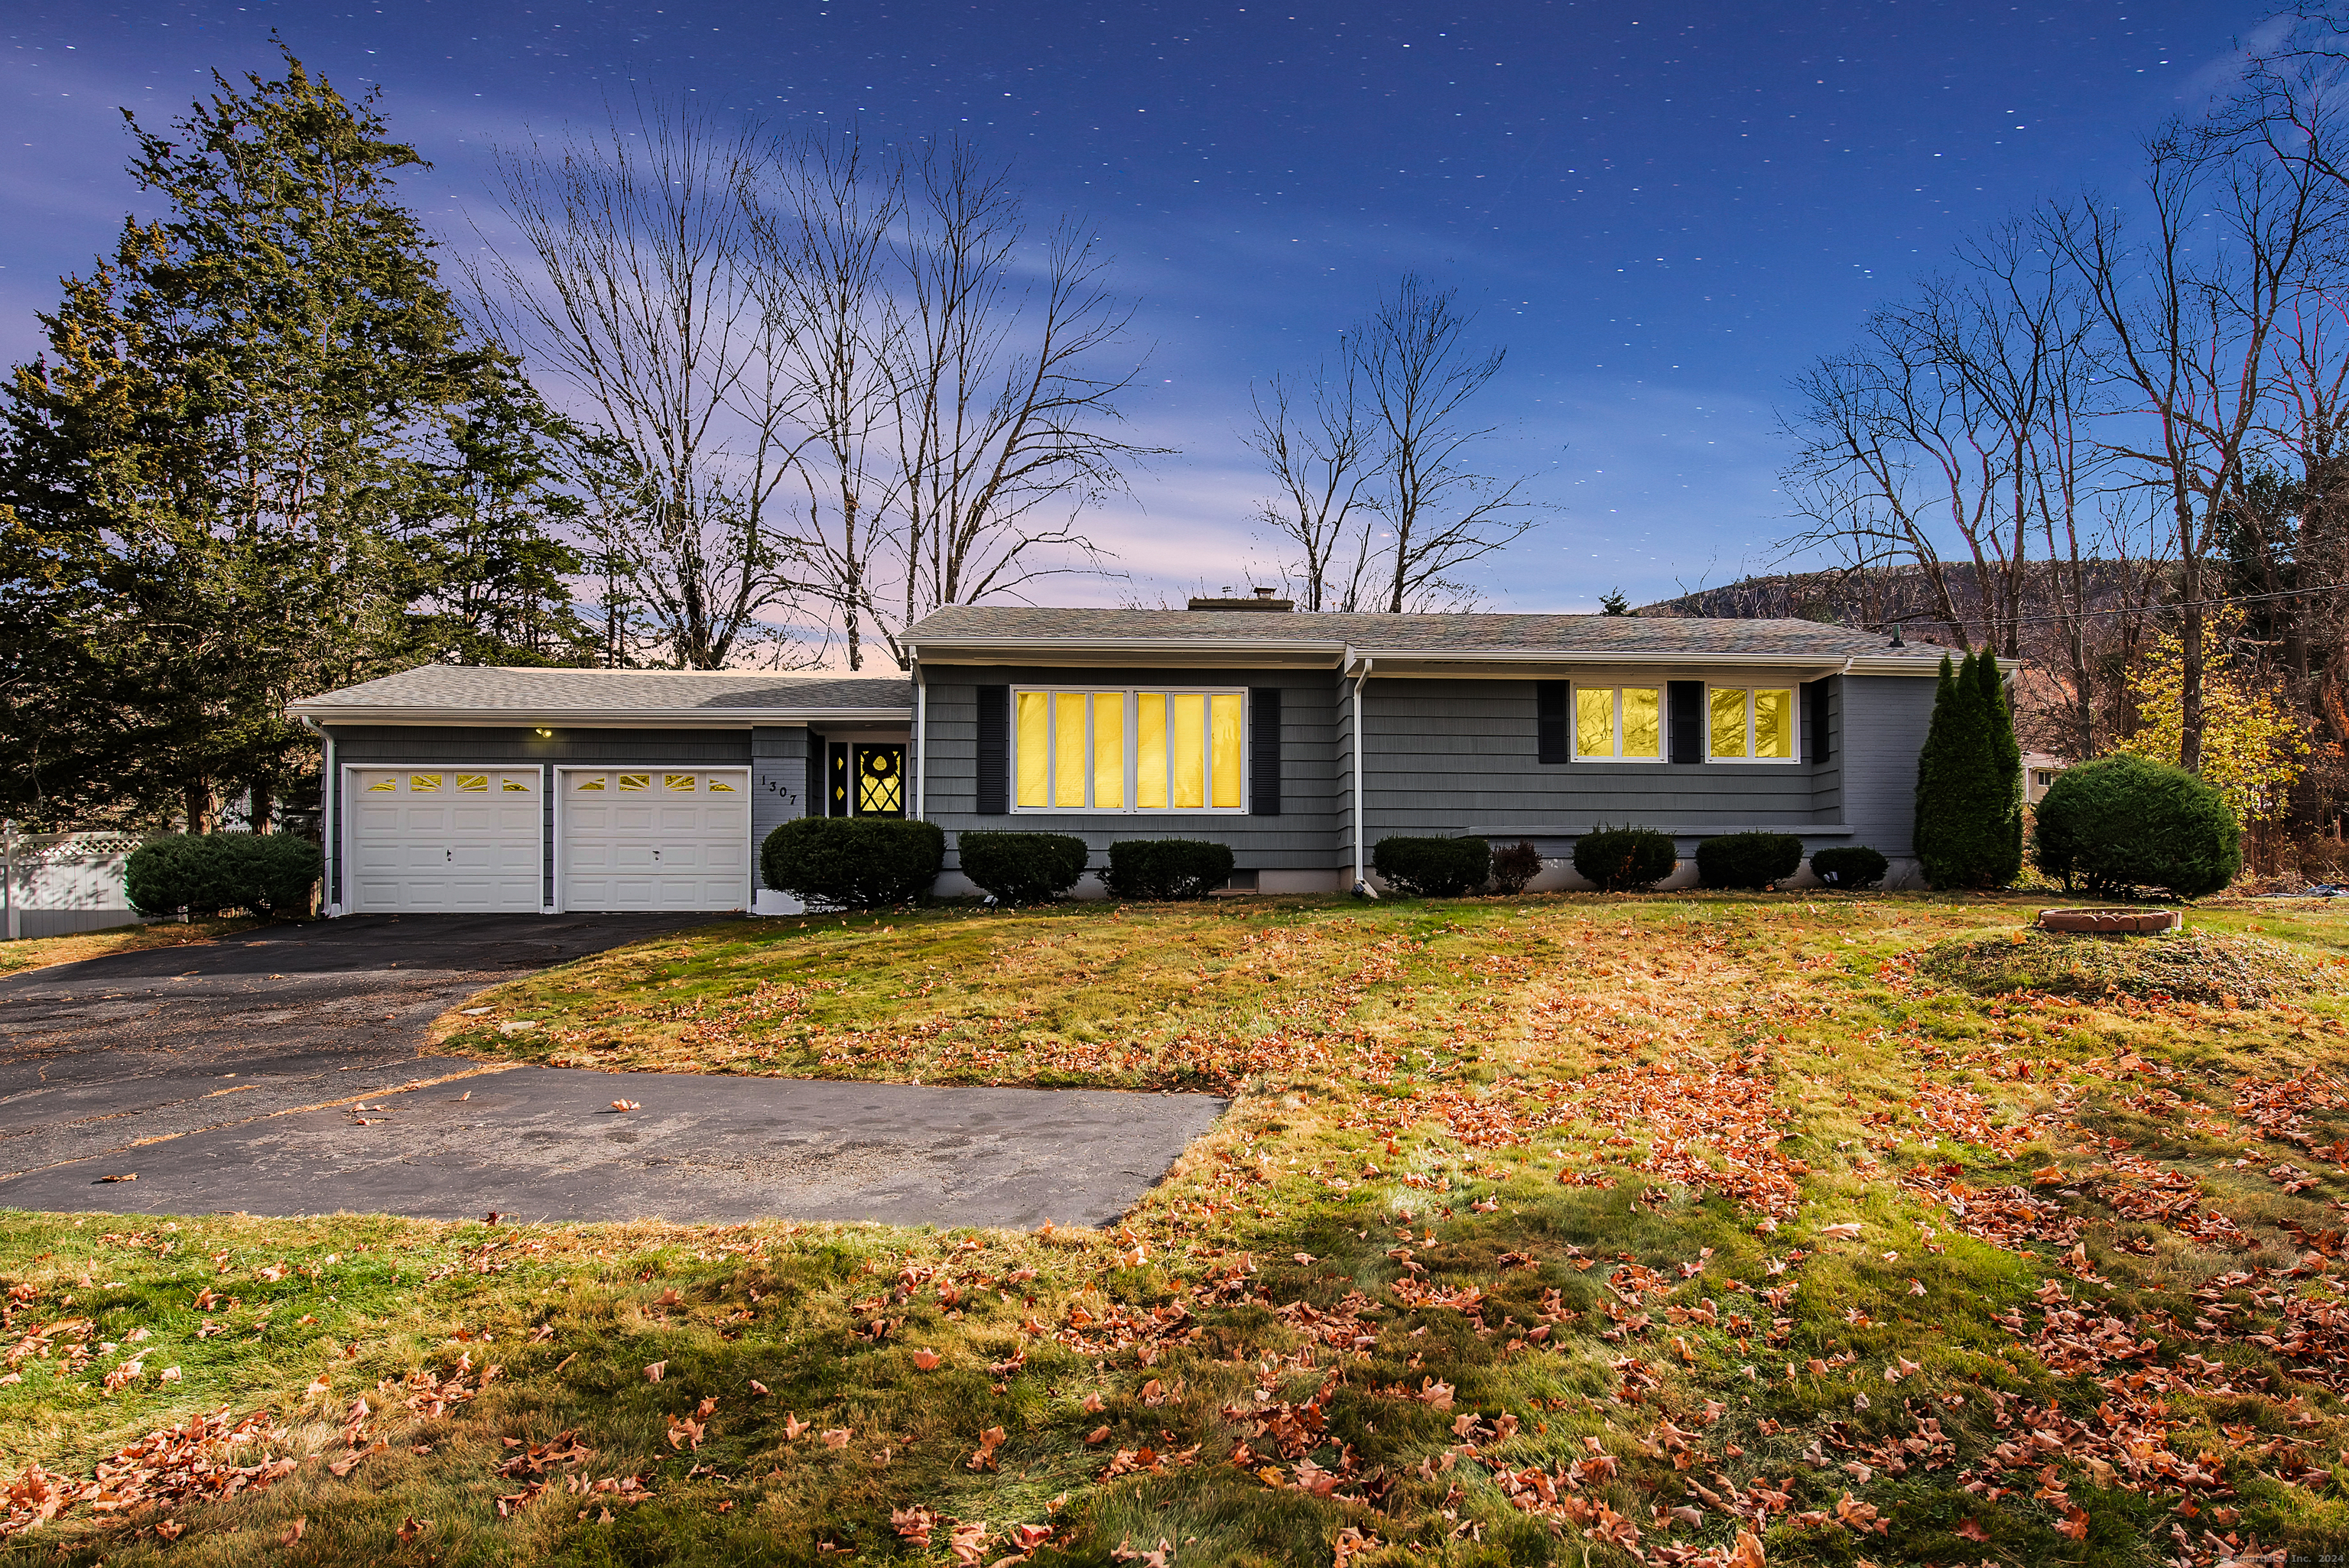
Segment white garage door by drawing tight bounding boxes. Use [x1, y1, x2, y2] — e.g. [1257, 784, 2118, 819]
[560, 769, 751, 912]
[347, 768, 544, 914]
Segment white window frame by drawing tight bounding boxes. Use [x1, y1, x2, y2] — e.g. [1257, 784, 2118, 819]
[1010, 687, 1252, 814]
[1569, 682, 1666, 763]
[1703, 683, 1802, 764]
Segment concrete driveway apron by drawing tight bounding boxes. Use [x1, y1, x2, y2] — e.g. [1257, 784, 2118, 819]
[0, 914, 1220, 1228]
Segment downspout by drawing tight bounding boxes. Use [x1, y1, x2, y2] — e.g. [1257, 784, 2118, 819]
[300, 716, 336, 917]
[1350, 654, 1372, 889]
[912, 657, 927, 821]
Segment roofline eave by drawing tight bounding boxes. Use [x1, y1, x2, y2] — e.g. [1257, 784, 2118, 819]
[288, 705, 916, 727]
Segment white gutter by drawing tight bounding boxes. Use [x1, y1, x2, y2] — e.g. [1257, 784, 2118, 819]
[1350, 651, 1371, 888]
[282, 705, 915, 727]
[902, 635, 1933, 674]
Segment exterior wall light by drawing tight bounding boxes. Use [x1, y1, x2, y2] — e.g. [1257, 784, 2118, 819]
[534, 728, 554, 738]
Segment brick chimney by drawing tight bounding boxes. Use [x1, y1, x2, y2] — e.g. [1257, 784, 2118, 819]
[1186, 585, 1295, 612]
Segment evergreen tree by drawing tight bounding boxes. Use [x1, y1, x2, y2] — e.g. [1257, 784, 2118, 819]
[0, 47, 590, 828]
[1974, 646, 2025, 884]
[1914, 650, 2018, 888]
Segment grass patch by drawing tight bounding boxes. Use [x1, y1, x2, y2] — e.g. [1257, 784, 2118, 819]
[1918, 925, 2334, 1005]
[0, 917, 262, 978]
[5, 891, 2349, 1566]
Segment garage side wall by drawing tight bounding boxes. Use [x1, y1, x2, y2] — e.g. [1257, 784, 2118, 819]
[751, 727, 814, 855]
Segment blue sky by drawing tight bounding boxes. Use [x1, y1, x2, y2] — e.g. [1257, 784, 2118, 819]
[1, 1, 2263, 610]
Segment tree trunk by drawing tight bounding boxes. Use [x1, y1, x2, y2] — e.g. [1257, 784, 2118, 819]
[184, 781, 214, 835]
[248, 778, 275, 835]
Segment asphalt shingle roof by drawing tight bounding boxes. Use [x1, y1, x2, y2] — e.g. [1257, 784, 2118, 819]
[903, 605, 1946, 662]
[290, 665, 913, 716]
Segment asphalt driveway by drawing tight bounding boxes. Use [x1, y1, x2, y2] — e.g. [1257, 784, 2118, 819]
[0, 914, 1222, 1227]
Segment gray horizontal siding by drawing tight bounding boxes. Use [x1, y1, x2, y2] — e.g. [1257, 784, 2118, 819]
[1840, 675, 1935, 855]
[1360, 678, 1845, 842]
[919, 667, 1343, 868]
[325, 726, 753, 765]
[752, 726, 813, 853]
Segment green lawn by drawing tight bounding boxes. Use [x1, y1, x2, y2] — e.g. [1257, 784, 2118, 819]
[6, 890, 2349, 1566]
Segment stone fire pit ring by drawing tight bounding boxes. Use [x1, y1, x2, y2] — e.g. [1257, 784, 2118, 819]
[2036, 907, 2182, 935]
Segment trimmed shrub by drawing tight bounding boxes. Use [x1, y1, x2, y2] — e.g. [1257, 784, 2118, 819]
[1915, 649, 2023, 888]
[1809, 845, 1889, 891]
[2032, 753, 2241, 899]
[1695, 831, 1805, 891]
[1373, 836, 1492, 898]
[1571, 826, 1676, 893]
[1102, 839, 1235, 900]
[125, 833, 320, 918]
[956, 831, 1090, 904]
[761, 817, 945, 910]
[1488, 840, 1544, 896]
[126, 835, 232, 917]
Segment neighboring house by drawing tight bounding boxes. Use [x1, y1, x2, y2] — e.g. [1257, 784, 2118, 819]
[287, 602, 1956, 915]
[2022, 752, 2068, 805]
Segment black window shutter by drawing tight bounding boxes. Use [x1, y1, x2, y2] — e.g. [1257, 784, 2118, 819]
[1535, 681, 1569, 764]
[975, 685, 1009, 815]
[1804, 679, 1831, 764]
[1249, 687, 1282, 815]
[828, 742, 851, 816]
[1668, 681, 1704, 764]
[804, 732, 824, 817]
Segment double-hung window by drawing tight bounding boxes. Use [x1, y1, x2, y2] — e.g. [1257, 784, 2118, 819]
[1707, 686, 1797, 761]
[1573, 685, 1663, 761]
[1013, 689, 1248, 811]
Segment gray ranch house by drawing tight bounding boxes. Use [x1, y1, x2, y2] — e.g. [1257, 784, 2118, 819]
[288, 599, 1951, 915]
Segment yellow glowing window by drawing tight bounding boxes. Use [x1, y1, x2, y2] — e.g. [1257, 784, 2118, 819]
[619, 773, 649, 792]
[1170, 694, 1206, 808]
[574, 775, 606, 792]
[502, 778, 531, 793]
[457, 773, 488, 792]
[1054, 693, 1087, 809]
[707, 778, 736, 792]
[1753, 690, 1794, 759]
[1576, 687, 1662, 760]
[664, 773, 696, 792]
[1016, 692, 1048, 807]
[1574, 687, 1613, 757]
[1135, 693, 1167, 808]
[410, 774, 442, 794]
[1092, 694, 1125, 809]
[366, 776, 397, 792]
[1010, 689, 1248, 812]
[1709, 688, 1750, 758]
[1210, 694, 1243, 808]
[1622, 688, 1661, 758]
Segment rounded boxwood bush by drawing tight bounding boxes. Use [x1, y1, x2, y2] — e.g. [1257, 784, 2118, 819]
[2033, 753, 2241, 899]
[1102, 839, 1235, 900]
[1695, 831, 1805, 891]
[1373, 836, 1492, 898]
[957, 831, 1090, 904]
[125, 833, 320, 918]
[761, 817, 945, 910]
[1572, 826, 1676, 892]
[1809, 845, 1889, 891]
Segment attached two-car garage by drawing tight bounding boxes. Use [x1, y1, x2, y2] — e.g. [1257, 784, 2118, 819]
[344, 765, 752, 915]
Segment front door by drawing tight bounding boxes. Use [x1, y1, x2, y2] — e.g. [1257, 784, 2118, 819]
[853, 745, 906, 817]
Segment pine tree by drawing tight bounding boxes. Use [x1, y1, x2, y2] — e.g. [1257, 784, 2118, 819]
[0, 47, 590, 827]
[1915, 649, 2017, 888]
[1974, 647, 2024, 885]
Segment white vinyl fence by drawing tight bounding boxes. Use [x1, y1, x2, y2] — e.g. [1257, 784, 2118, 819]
[2, 829, 150, 940]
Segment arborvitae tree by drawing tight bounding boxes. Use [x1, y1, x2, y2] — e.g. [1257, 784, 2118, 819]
[1914, 649, 2018, 888]
[1974, 645, 2025, 884]
[0, 46, 590, 829]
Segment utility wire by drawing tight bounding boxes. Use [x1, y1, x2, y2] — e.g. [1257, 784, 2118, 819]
[1868, 578, 2349, 634]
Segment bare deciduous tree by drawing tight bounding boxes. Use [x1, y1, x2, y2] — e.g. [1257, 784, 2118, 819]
[472, 104, 819, 669]
[877, 141, 1158, 659]
[1243, 365, 1379, 611]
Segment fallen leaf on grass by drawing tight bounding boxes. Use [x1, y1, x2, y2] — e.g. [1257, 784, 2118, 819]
[749, 1380, 769, 1396]
[911, 1349, 941, 1370]
[397, 1518, 430, 1543]
[968, 1426, 1007, 1469]
[1086, 1425, 1111, 1445]
[821, 1428, 851, 1450]
[1818, 1222, 1864, 1241]
[642, 1361, 666, 1382]
[154, 1521, 184, 1541]
[783, 1414, 810, 1439]
[1955, 1518, 1989, 1543]
[278, 1518, 306, 1546]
